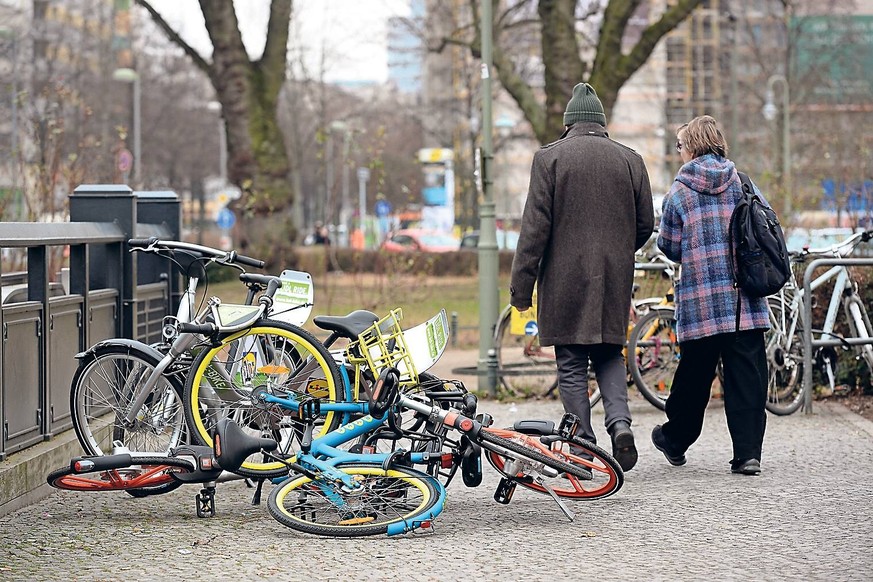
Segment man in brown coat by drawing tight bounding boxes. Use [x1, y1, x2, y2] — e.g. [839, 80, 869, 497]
[510, 82, 654, 471]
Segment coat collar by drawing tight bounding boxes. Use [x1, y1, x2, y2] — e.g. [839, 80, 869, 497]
[562, 122, 609, 140]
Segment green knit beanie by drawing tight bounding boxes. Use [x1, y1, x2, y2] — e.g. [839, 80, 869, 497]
[563, 83, 606, 127]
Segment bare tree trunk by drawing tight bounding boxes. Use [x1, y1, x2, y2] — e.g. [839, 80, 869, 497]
[137, 0, 295, 262]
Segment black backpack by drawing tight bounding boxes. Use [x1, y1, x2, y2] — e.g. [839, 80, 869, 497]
[728, 172, 791, 328]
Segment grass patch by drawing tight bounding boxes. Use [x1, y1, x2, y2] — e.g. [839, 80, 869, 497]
[201, 272, 511, 348]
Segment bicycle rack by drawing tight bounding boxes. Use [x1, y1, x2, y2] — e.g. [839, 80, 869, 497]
[802, 257, 873, 414]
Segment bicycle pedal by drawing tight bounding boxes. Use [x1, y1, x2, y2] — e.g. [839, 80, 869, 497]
[494, 477, 517, 504]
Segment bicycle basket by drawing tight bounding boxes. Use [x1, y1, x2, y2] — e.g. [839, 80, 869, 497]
[347, 308, 419, 388]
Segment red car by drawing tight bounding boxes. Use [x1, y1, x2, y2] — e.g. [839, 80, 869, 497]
[380, 229, 459, 253]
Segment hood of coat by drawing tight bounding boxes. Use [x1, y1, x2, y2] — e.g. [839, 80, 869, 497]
[675, 153, 738, 197]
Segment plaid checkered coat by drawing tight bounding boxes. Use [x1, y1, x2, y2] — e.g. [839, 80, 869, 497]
[657, 154, 770, 342]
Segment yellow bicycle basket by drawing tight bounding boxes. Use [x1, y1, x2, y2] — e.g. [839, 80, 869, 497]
[346, 308, 419, 390]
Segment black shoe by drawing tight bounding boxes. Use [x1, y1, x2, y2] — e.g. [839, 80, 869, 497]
[651, 425, 686, 466]
[730, 458, 761, 475]
[609, 421, 637, 471]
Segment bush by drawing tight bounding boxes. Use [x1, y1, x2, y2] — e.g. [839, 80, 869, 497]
[289, 247, 516, 278]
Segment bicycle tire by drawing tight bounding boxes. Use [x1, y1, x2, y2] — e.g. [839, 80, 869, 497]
[267, 463, 442, 537]
[628, 308, 679, 410]
[765, 295, 804, 415]
[479, 427, 623, 500]
[71, 344, 187, 457]
[494, 307, 557, 395]
[47, 456, 194, 493]
[496, 308, 602, 405]
[184, 319, 343, 478]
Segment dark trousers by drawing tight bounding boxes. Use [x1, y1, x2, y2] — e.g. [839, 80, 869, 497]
[661, 329, 768, 462]
[555, 343, 631, 445]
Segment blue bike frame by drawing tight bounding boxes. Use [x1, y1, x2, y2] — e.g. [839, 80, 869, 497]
[260, 391, 448, 535]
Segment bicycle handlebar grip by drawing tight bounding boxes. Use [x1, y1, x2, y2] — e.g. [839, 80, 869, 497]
[231, 252, 265, 269]
[71, 454, 133, 473]
[128, 237, 157, 248]
[177, 322, 218, 335]
[265, 277, 282, 297]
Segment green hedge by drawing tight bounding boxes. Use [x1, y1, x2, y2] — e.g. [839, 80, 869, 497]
[289, 247, 517, 278]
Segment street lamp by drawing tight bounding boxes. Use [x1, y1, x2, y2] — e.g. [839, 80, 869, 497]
[206, 101, 227, 184]
[763, 74, 791, 216]
[328, 120, 353, 246]
[112, 67, 141, 185]
[494, 114, 516, 226]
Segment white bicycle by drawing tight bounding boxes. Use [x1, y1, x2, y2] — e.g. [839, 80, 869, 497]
[766, 230, 873, 415]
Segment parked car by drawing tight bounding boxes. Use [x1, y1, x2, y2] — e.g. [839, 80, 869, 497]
[380, 229, 459, 253]
[459, 229, 520, 251]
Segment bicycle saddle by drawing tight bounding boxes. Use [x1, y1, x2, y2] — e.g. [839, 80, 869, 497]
[213, 418, 278, 473]
[314, 310, 379, 339]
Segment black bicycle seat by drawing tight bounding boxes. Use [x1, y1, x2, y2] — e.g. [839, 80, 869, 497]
[213, 418, 278, 473]
[314, 310, 379, 339]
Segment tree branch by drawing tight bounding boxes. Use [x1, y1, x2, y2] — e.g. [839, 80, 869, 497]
[615, 0, 704, 81]
[134, 0, 212, 76]
[259, 0, 292, 94]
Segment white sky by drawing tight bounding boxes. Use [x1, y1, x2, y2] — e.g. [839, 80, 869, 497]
[145, 0, 410, 82]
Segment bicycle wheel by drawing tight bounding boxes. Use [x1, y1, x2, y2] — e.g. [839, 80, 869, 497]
[267, 464, 442, 537]
[496, 308, 602, 405]
[628, 308, 680, 410]
[71, 344, 187, 456]
[47, 456, 194, 492]
[765, 295, 804, 415]
[184, 320, 343, 478]
[480, 428, 623, 499]
[495, 307, 556, 395]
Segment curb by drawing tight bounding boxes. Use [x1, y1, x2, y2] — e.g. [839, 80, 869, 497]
[0, 428, 84, 517]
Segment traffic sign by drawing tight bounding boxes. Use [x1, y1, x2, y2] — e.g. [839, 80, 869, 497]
[216, 208, 236, 230]
[375, 199, 392, 217]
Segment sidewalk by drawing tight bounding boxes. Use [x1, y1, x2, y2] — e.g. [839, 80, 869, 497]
[2, 348, 872, 580]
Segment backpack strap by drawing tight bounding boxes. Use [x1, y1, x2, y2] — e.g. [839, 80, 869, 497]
[731, 172, 754, 335]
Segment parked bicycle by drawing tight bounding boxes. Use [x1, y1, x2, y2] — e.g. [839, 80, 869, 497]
[70, 238, 328, 460]
[765, 230, 873, 414]
[48, 314, 625, 535]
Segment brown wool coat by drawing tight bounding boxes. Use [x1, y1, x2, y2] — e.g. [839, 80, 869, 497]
[510, 122, 655, 346]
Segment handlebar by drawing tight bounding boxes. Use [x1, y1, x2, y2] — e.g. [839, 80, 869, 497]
[791, 230, 873, 261]
[127, 238, 265, 269]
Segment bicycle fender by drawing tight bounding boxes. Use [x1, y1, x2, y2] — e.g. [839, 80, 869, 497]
[75, 338, 162, 361]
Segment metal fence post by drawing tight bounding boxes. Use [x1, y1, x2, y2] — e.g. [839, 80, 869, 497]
[70, 185, 136, 338]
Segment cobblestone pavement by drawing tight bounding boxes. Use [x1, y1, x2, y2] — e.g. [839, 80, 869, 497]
[2, 393, 872, 581]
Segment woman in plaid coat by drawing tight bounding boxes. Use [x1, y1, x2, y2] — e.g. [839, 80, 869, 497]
[652, 115, 770, 476]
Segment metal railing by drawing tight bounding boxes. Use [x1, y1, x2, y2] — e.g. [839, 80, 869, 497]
[801, 257, 873, 413]
[0, 185, 181, 460]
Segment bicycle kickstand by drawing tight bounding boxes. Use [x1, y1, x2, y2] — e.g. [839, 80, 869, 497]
[196, 482, 217, 518]
[533, 475, 575, 522]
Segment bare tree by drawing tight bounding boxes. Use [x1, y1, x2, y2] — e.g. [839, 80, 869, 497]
[426, 0, 704, 144]
[136, 0, 295, 257]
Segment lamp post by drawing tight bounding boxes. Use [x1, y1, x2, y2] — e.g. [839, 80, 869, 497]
[206, 101, 227, 184]
[477, 0, 499, 395]
[762, 74, 791, 216]
[112, 67, 142, 185]
[327, 120, 352, 247]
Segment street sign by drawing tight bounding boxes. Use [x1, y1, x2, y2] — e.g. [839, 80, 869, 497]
[357, 167, 370, 182]
[216, 208, 236, 230]
[375, 199, 392, 217]
[117, 148, 133, 173]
